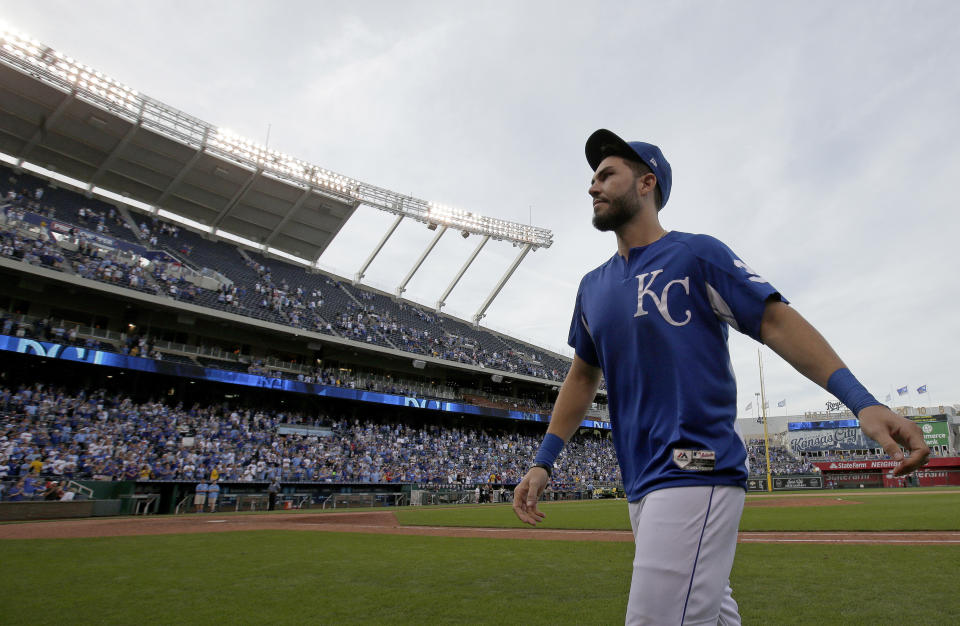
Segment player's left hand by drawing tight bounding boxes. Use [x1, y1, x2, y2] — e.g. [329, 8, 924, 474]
[857, 405, 930, 476]
[512, 467, 549, 526]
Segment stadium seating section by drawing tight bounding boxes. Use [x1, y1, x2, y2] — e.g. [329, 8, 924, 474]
[0, 384, 619, 490]
[0, 164, 573, 385]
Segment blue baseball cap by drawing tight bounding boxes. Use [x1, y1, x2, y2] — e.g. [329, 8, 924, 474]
[585, 129, 672, 209]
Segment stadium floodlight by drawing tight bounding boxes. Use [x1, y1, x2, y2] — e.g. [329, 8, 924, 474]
[0, 24, 553, 250]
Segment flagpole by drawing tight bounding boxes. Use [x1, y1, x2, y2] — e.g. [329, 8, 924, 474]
[923, 385, 936, 413]
[758, 348, 772, 493]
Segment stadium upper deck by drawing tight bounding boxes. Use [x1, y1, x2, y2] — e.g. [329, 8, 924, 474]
[0, 26, 552, 329]
[0, 163, 580, 389]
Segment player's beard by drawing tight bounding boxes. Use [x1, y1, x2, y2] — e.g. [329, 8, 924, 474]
[592, 186, 642, 232]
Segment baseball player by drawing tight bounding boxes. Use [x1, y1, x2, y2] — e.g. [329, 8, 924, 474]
[512, 129, 930, 625]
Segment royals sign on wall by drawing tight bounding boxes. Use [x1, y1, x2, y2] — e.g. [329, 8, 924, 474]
[786, 428, 881, 453]
[787, 420, 950, 454]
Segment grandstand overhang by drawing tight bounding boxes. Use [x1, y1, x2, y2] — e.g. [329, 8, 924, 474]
[0, 60, 357, 263]
[0, 28, 554, 263]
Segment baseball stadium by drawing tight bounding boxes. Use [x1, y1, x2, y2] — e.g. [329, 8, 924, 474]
[1, 19, 959, 626]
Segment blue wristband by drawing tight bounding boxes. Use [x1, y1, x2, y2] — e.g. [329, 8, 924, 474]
[827, 368, 881, 416]
[534, 433, 564, 467]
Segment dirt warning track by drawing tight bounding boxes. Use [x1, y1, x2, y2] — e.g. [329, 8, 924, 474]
[0, 510, 958, 544]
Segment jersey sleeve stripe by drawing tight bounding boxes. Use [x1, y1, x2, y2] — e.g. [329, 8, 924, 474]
[705, 282, 740, 331]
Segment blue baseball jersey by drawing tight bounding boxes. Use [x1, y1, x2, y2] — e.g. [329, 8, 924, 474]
[568, 231, 785, 501]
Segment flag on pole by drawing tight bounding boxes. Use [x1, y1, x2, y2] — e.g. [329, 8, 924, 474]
[897, 386, 908, 396]
[777, 399, 786, 408]
[917, 385, 927, 394]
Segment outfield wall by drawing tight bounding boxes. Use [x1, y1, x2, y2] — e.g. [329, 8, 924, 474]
[0, 499, 121, 521]
[814, 457, 960, 488]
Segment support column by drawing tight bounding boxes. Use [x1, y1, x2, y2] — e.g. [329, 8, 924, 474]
[19, 89, 75, 161]
[395, 225, 447, 298]
[87, 115, 142, 190]
[473, 243, 532, 326]
[436, 234, 489, 312]
[156, 128, 209, 207]
[354, 214, 403, 284]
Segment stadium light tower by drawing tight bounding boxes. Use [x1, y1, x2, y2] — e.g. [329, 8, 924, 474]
[437, 234, 489, 312]
[473, 243, 533, 326]
[395, 224, 447, 298]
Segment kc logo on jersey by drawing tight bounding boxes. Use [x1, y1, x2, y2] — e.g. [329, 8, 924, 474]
[634, 269, 691, 326]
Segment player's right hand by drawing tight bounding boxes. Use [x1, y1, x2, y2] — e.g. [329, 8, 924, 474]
[512, 467, 549, 526]
[857, 405, 931, 476]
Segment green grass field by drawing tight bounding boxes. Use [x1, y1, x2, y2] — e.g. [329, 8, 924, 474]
[1, 489, 958, 624]
[396, 489, 960, 532]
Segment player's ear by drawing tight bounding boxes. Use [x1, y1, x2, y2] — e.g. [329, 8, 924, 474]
[636, 172, 657, 198]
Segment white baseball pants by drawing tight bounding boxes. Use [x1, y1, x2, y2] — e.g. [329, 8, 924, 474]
[626, 485, 745, 625]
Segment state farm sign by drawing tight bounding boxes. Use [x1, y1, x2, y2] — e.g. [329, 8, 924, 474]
[820, 460, 899, 470]
[814, 457, 960, 472]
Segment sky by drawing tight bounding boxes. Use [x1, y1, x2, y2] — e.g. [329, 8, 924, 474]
[1, 1, 958, 417]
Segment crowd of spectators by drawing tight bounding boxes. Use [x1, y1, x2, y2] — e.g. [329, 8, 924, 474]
[74, 205, 128, 235]
[70, 243, 150, 290]
[1, 207, 66, 269]
[0, 384, 619, 496]
[2, 168, 576, 386]
[1, 201, 200, 301]
[1, 314, 107, 353]
[746, 440, 818, 476]
[2, 309, 556, 416]
[248, 258, 333, 334]
[137, 219, 181, 248]
[0, 473, 78, 503]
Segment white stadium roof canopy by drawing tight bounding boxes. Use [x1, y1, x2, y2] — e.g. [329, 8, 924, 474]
[0, 26, 553, 321]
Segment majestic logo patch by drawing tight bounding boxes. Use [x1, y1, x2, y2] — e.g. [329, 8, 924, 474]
[634, 269, 691, 326]
[672, 449, 716, 471]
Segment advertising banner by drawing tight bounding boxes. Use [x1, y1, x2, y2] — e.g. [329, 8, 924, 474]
[788, 419, 859, 431]
[772, 476, 822, 489]
[826, 473, 885, 488]
[786, 428, 881, 453]
[747, 475, 822, 491]
[914, 469, 960, 487]
[915, 421, 949, 448]
[814, 457, 960, 472]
